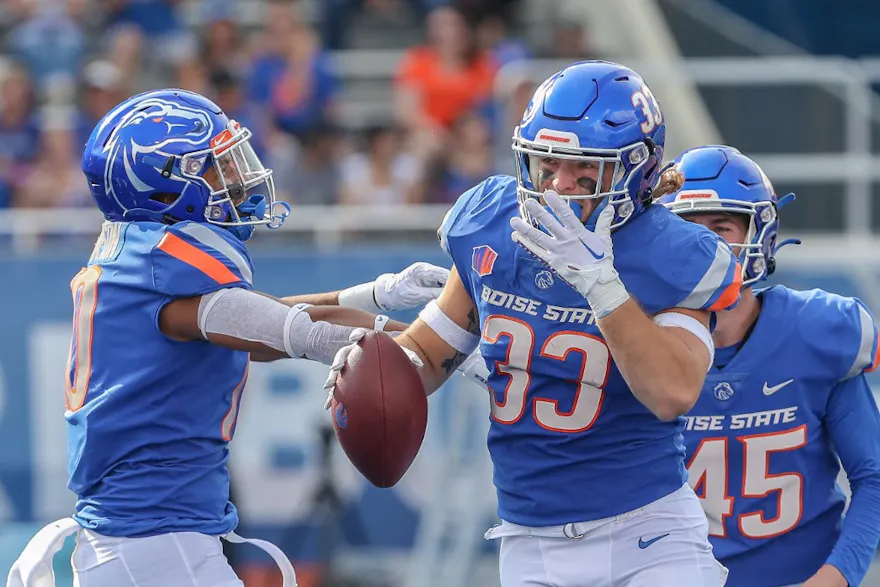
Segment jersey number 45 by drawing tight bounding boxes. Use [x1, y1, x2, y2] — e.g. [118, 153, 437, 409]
[687, 425, 807, 540]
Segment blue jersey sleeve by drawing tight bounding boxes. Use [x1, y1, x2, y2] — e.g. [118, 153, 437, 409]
[151, 222, 254, 297]
[824, 374, 880, 586]
[645, 220, 742, 313]
[803, 292, 880, 382]
[438, 176, 511, 257]
[840, 299, 880, 380]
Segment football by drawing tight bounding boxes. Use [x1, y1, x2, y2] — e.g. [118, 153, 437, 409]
[330, 330, 427, 488]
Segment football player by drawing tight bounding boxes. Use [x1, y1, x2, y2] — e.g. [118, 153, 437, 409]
[325, 61, 740, 587]
[7, 89, 439, 587]
[658, 145, 880, 587]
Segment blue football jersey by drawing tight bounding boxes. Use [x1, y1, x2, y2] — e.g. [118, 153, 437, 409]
[683, 286, 880, 587]
[65, 220, 255, 537]
[440, 175, 741, 526]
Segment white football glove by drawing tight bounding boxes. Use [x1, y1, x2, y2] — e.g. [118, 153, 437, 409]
[322, 328, 424, 410]
[338, 262, 450, 313]
[510, 192, 630, 318]
[457, 348, 490, 389]
[374, 262, 449, 311]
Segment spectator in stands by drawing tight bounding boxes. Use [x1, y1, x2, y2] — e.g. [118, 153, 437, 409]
[475, 12, 531, 68]
[14, 105, 88, 208]
[103, 0, 199, 91]
[0, 61, 40, 209]
[339, 124, 422, 205]
[486, 60, 535, 172]
[394, 5, 497, 158]
[273, 122, 344, 206]
[546, 21, 592, 60]
[75, 60, 125, 153]
[4, 0, 86, 100]
[208, 68, 266, 157]
[199, 0, 247, 79]
[425, 109, 493, 203]
[321, 0, 449, 51]
[248, 0, 340, 140]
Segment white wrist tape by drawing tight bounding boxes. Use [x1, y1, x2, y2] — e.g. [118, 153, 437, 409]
[418, 300, 479, 355]
[198, 289, 362, 364]
[587, 278, 630, 319]
[374, 315, 390, 331]
[653, 312, 715, 370]
[338, 280, 383, 313]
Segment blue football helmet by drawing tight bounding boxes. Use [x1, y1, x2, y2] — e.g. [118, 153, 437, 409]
[657, 145, 798, 286]
[513, 60, 667, 230]
[82, 88, 289, 241]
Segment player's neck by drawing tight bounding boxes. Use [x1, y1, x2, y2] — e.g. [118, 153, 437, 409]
[712, 287, 761, 348]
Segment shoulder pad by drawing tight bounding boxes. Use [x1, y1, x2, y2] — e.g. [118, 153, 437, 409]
[645, 216, 742, 312]
[800, 289, 880, 380]
[151, 222, 254, 297]
[437, 175, 515, 259]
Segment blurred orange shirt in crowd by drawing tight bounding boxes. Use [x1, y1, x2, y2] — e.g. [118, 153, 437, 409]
[395, 47, 497, 128]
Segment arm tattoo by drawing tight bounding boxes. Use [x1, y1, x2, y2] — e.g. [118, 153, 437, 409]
[467, 309, 480, 335]
[440, 309, 481, 374]
[441, 351, 469, 374]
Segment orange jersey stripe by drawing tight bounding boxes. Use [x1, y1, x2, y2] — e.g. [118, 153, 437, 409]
[867, 337, 880, 373]
[157, 233, 241, 285]
[707, 262, 743, 312]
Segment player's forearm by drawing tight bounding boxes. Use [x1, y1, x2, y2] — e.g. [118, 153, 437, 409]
[826, 471, 880, 585]
[279, 291, 341, 306]
[598, 299, 705, 420]
[825, 375, 880, 586]
[395, 328, 461, 397]
[304, 306, 406, 331]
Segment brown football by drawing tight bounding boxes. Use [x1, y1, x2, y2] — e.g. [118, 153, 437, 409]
[330, 330, 428, 488]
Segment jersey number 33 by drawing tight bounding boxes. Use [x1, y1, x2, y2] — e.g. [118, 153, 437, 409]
[484, 315, 610, 433]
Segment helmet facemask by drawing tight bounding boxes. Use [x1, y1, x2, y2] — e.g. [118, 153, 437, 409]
[666, 197, 778, 287]
[180, 120, 289, 236]
[513, 125, 655, 230]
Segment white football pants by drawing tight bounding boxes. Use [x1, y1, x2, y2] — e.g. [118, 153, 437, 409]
[6, 518, 296, 587]
[484, 484, 728, 587]
[71, 530, 243, 587]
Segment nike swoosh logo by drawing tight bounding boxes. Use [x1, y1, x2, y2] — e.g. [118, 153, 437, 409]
[638, 533, 670, 549]
[762, 379, 794, 396]
[584, 244, 605, 260]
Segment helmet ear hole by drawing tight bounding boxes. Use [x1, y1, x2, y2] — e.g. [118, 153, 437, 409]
[150, 193, 181, 206]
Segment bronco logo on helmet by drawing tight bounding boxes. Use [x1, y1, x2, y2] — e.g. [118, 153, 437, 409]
[82, 89, 289, 241]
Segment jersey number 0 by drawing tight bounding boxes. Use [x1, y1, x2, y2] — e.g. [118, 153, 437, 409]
[66, 266, 102, 412]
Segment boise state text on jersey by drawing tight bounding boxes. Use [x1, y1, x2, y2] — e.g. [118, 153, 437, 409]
[684, 285, 880, 586]
[66, 219, 254, 538]
[439, 175, 742, 526]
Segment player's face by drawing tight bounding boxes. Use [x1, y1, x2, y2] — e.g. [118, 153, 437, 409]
[534, 157, 616, 220]
[201, 158, 248, 205]
[534, 157, 616, 196]
[685, 212, 750, 254]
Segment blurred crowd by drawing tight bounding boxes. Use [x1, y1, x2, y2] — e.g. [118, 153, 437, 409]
[0, 0, 593, 210]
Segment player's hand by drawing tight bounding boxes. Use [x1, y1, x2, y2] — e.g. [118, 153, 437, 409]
[510, 192, 630, 318]
[457, 348, 490, 388]
[374, 262, 449, 311]
[802, 564, 847, 587]
[323, 329, 423, 410]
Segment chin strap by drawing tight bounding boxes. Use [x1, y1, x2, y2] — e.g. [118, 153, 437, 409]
[226, 196, 291, 241]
